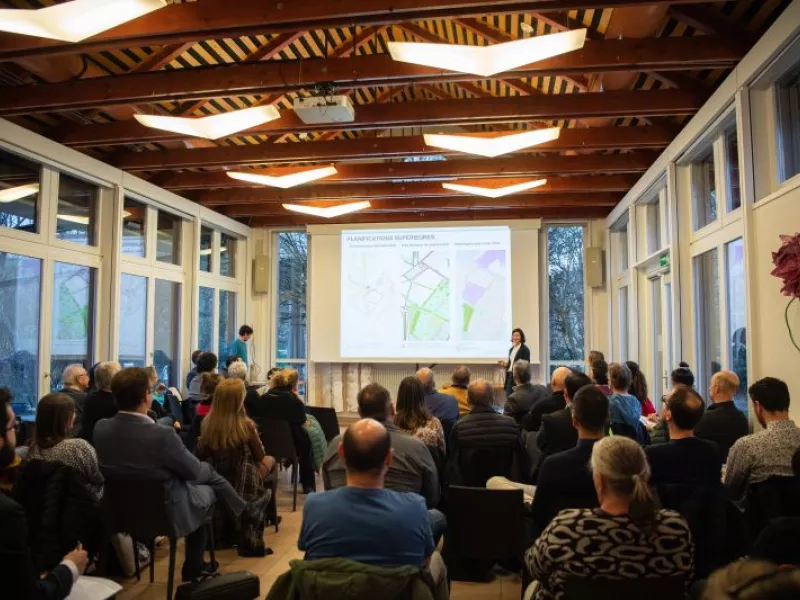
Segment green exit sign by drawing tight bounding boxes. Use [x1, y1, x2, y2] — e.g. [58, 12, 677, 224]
[660, 255, 669, 268]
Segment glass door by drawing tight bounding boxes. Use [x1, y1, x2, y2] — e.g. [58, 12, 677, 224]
[649, 271, 673, 408]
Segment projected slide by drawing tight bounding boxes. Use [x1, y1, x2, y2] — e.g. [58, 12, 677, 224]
[341, 226, 512, 359]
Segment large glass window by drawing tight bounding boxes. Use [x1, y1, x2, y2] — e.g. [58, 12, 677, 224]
[56, 174, 98, 246]
[154, 279, 180, 386]
[156, 211, 181, 265]
[776, 66, 800, 182]
[547, 226, 585, 374]
[726, 238, 748, 414]
[198, 286, 214, 352]
[724, 127, 741, 211]
[220, 232, 236, 278]
[199, 226, 213, 272]
[218, 290, 236, 367]
[0, 149, 39, 234]
[118, 273, 147, 367]
[692, 150, 717, 231]
[0, 252, 41, 417]
[276, 232, 308, 362]
[694, 248, 721, 397]
[50, 263, 95, 391]
[122, 197, 147, 258]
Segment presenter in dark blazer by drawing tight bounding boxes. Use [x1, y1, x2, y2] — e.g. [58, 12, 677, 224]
[500, 328, 531, 398]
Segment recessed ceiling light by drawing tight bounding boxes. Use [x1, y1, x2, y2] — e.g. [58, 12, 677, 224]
[0, 183, 39, 203]
[424, 127, 561, 158]
[227, 166, 338, 189]
[0, 0, 167, 43]
[442, 178, 547, 198]
[283, 201, 371, 218]
[134, 105, 281, 140]
[388, 29, 587, 77]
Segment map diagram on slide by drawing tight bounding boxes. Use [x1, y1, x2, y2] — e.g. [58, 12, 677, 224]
[401, 251, 450, 342]
[456, 250, 509, 341]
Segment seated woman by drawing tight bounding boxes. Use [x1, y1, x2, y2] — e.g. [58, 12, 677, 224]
[186, 373, 222, 451]
[195, 378, 277, 556]
[626, 361, 657, 418]
[26, 393, 104, 499]
[394, 376, 445, 453]
[144, 365, 179, 427]
[525, 436, 693, 600]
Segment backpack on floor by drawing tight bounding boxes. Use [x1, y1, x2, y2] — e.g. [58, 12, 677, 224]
[175, 571, 260, 599]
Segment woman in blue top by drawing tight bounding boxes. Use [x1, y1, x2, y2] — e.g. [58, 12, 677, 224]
[608, 362, 644, 442]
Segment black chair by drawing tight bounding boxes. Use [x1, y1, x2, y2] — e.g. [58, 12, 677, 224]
[442, 486, 525, 582]
[563, 577, 687, 600]
[100, 467, 215, 600]
[254, 417, 300, 512]
[746, 475, 800, 537]
[306, 406, 340, 443]
[455, 446, 516, 488]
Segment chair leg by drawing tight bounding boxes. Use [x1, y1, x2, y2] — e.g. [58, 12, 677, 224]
[292, 457, 298, 512]
[148, 539, 155, 584]
[166, 537, 177, 600]
[133, 537, 141, 582]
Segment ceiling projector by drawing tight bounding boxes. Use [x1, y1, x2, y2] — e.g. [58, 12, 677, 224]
[293, 95, 355, 125]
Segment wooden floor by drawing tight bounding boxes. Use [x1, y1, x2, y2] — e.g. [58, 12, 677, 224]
[116, 470, 522, 599]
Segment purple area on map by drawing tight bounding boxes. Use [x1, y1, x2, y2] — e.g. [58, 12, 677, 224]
[475, 250, 504, 268]
[462, 282, 486, 305]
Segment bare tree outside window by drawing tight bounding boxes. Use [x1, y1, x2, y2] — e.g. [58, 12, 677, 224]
[276, 232, 308, 397]
[548, 226, 585, 374]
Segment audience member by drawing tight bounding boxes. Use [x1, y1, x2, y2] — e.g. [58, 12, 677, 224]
[300, 419, 448, 600]
[187, 373, 223, 452]
[0, 391, 89, 600]
[725, 377, 800, 501]
[525, 436, 693, 600]
[626, 361, 657, 417]
[58, 364, 89, 437]
[185, 349, 203, 390]
[228, 361, 261, 415]
[531, 385, 609, 536]
[695, 370, 749, 461]
[143, 365, 175, 427]
[523, 367, 570, 432]
[80, 361, 121, 445]
[702, 560, 800, 600]
[258, 369, 316, 494]
[27, 393, 104, 499]
[448, 380, 525, 486]
[607, 362, 643, 441]
[646, 385, 722, 486]
[86, 362, 102, 394]
[395, 376, 445, 453]
[586, 350, 605, 372]
[94, 367, 268, 582]
[0, 388, 22, 493]
[229, 325, 253, 366]
[222, 355, 241, 377]
[590, 358, 612, 396]
[504, 360, 548, 426]
[186, 352, 218, 407]
[650, 362, 698, 445]
[672, 362, 696, 387]
[439, 365, 471, 415]
[502, 328, 531, 398]
[415, 368, 458, 429]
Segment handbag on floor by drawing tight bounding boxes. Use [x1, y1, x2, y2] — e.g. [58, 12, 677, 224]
[174, 571, 260, 599]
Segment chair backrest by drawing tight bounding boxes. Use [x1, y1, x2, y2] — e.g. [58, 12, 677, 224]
[444, 486, 525, 561]
[306, 406, 340, 443]
[458, 446, 515, 487]
[254, 417, 298, 460]
[564, 577, 686, 600]
[747, 475, 800, 536]
[100, 466, 178, 540]
[610, 421, 645, 444]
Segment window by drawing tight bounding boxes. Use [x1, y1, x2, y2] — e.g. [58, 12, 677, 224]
[726, 238, 748, 414]
[618, 226, 629, 272]
[547, 226, 585, 373]
[198, 287, 214, 352]
[156, 211, 181, 265]
[646, 201, 661, 254]
[118, 273, 147, 367]
[692, 149, 717, 230]
[776, 66, 800, 182]
[218, 290, 236, 366]
[0, 149, 39, 234]
[199, 226, 213, 272]
[50, 263, 95, 391]
[122, 197, 147, 258]
[276, 232, 308, 362]
[724, 127, 741, 211]
[619, 286, 629, 361]
[154, 280, 180, 386]
[0, 252, 41, 416]
[56, 174, 98, 246]
[220, 232, 236, 277]
[694, 248, 721, 396]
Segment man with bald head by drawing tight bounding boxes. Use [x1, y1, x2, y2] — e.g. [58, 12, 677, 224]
[415, 367, 458, 427]
[522, 366, 572, 432]
[59, 364, 89, 436]
[695, 370, 750, 460]
[300, 419, 448, 598]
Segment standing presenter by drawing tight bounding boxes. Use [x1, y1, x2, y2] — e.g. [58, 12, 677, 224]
[499, 328, 530, 398]
[229, 324, 253, 366]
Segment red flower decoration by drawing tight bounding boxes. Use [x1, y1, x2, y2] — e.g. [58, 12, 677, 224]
[772, 233, 800, 298]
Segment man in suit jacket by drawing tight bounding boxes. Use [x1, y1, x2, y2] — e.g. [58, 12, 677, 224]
[522, 367, 571, 432]
[504, 360, 548, 425]
[80, 361, 121, 445]
[58, 364, 89, 437]
[695, 370, 749, 461]
[531, 385, 608, 536]
[0, 388, 88, 600]
[94, 368, 268, 582]
[416, 368, 459, 428]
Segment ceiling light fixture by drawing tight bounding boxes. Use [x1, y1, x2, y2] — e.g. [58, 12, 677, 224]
[424, 127, 561, 158]
[134, 105, 281, 140]
[0, 0, 167, 43]
[387, 29, 586, 77]
[442, 178, 547, 198]
[0, 183, 39, 203]
[227, 166, 338, 189]
[283, 201, 371, 219]
[58, 214, 90, 226]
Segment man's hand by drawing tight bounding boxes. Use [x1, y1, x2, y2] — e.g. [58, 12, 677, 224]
[64, 545, 88, 574]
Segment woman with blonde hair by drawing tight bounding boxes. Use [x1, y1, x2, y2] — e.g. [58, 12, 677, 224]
[525, 436, 694, 600]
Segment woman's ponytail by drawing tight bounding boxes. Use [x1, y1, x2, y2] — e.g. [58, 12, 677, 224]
[628, 471, 657, 527]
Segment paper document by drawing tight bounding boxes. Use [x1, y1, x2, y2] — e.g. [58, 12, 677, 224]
[66, 577, 122, 600]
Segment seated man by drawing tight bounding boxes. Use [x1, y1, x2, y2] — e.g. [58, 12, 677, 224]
[695, 370, 749, 461]
[416, 367, 458, 429]
[94, 368, 268, 583]
[504, 360, 548, 426]
[81, 361, 121, 445]
[646, 385, 723, 487]
[58, 364, 89, 437]
[531, 385, 608, 536]
[725, 377, 800, 501]
[0, 389, 89, 600]
[522, 367, 570, 432]
[439, 365, 471, 416]
[300, 419, 447, 599]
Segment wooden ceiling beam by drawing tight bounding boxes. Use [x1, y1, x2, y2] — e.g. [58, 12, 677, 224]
[58, 89, 705, 148]
[114, 125, 674, 171]
[645, 71, 708, 95]
[668, 5, 753, 39]
[133, 43, 195, 73]
[0, 36, 743, 116]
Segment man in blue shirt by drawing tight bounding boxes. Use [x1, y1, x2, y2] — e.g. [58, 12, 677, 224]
[228, 325, 253, 365]
[299, 418, 448, 599]
[416, 367, 459, 427]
